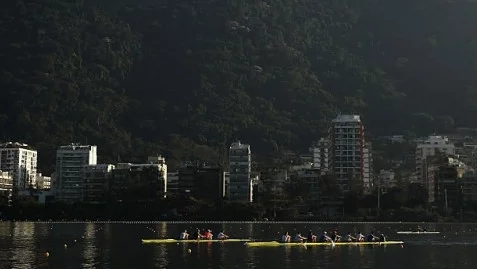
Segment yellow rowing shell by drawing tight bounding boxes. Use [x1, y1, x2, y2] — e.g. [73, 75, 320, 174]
[246, 241, 404, 247]
[142, 239, 251, 244]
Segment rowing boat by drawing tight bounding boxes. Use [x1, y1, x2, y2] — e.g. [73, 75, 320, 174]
[396, 231, 440, 235]
[245, 241, 404, 247]
[141, 239, 251, 244]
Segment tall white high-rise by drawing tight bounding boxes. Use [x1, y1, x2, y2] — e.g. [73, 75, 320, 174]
[228, 141, 252, 202]
[0, 142, 37, 189]
[56, 144, 97, 202]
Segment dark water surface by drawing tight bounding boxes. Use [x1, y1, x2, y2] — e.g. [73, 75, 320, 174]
[1, 222, 477, 269]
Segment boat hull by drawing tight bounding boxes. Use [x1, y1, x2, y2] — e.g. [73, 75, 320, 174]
[246, 241, 404, 247]
[142, 239, 251, 244]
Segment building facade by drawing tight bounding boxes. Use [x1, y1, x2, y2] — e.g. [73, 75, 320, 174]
[56, 144, 97, 202]
[228, 141, 252, 202]
[0, 142, 37, 190]
[166, 171, 179, 197]
[330, 115, 366, 193]
[0, 170, 13, 200]
[416, 135, 455, 182]
[83, 164, 115, 203]
[378, 169, 397, 193]
[311, 138, 330, 171]
[36, 173, 51, 190]
[110, 156, 167, 202]
[363, 142, 373, 193]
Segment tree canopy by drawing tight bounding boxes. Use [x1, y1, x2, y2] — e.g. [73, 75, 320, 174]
[2, 0, 477, 172]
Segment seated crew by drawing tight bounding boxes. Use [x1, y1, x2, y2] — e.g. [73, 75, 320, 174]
[203, 229, 213, 240]
[179, 230, 189, 240]
[192, 229, 203, 240]
[330, 230, 341, 242]
[318, 231, 333, 242]
[281, 232, 291, 243]
[377, 232, 386, 242]
[356, 232, 365, 242]
[293, 232, 307, 242]
[344, 232, 356, 242]
[366, 232, 379, 242]
[217, 230, 229, 240]
[307, 231, 317, 243]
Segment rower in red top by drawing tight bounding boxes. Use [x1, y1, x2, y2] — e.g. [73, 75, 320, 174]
[204, 229, 213, 239]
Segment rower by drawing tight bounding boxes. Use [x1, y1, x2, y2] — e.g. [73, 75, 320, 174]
[366, 231, 379, 242]
[344, 232, 356, 242]
[307, 230, 317, 242]
[318, 231, 333, 242]
[192, 229, 203, 239]
[281, 232, 291, 243]
[293, 232, 306, 242]
[330, 230, 341, 242]
[417, 226, 423, 232]
[204, 229, 213, 240]
[377, 231, 386, 242]
[179, 229, 189, 240]
[356, 232, 365, 242]
[217, 230, 229, 240]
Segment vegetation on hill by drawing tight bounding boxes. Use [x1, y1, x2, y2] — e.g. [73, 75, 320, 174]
[2, 0, 477, 172]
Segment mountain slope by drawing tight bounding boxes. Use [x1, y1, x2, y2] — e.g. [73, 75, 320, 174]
[2, 0, 477, 172]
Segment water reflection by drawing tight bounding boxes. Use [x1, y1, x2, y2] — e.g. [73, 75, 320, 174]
[11, 222, 35, 269]
[245, 222, 253, 238]
[159, 222, 167, 238]
[153, 224, 169, 269]
[82, 223, 98, 269]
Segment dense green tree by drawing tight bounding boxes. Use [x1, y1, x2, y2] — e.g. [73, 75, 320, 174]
[3, 0, 477, 174]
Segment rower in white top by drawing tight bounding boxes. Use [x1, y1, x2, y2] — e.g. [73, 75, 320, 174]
[344, 232, 356, 242]
[281, 232, 291, 243]
[217, 230, 229, 240]
[179, 230, 189, 240]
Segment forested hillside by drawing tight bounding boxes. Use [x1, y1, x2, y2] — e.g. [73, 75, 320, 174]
[1, 0, 477, 172]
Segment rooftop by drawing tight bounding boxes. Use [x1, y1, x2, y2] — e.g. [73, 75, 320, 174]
[0, 142, 35, 150]
[332, 114, 361, 123]
[58, 144, 97, 150]
[230, 141, 250, 150]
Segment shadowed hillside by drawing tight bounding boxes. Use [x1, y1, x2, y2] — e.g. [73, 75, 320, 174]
[1, 0, 477, 172]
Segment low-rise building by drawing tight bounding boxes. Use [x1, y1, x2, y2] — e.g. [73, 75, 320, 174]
[36, 173, 51, 190]
[378, 169, 397, 193]
[0, 170, 13, 200]
[110, 156, 167, 202]
[84, 164, 115, 203]
[178, 162, 225, 201]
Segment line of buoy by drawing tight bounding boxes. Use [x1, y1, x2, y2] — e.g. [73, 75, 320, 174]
[5, 220, 448, 224]
[43, 225, 104, 259]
